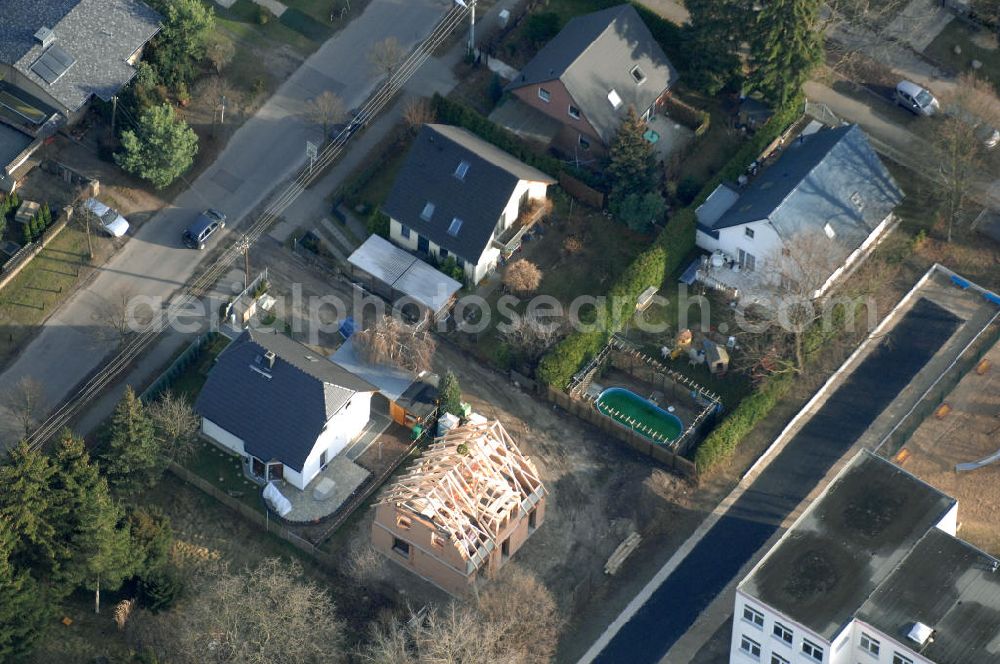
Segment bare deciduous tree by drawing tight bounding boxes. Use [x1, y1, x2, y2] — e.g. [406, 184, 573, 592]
[94, 287, 148, 345]
[402, 97, 435, 132]
[353, 316, 436, 373]
[503, 259, 543, 295]
[932, 74, 998, 242]
[733, 232, 845, 378]
[4, 375, 46, 437]
[499, 312, 566, 366]
[357, 565, 560, 664]
[132, 558, 346, 664]
[147, 389, 200, 464]
[368, 37, 405, 78]
[304, 90, 347, 137]
[205, 35, 235, 74]
[562, 235, 583, 255]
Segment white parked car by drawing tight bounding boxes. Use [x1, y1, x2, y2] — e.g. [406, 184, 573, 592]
[894, 80, 939, 116]
[82, 198, 129, 238]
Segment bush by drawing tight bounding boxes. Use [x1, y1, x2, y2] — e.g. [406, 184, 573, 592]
[438, 255, 465, 282]
[525, 13, 561, 44]
[139, 568, 184, 613]
[367, 210, 390, 238]
[676, 176, 702, 206]
[489, 73, 504, 107]
[256, 4, 272, 24]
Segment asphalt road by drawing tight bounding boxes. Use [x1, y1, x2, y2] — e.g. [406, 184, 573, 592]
[587, 297, 963, 663]
[0, 0, 449, 446]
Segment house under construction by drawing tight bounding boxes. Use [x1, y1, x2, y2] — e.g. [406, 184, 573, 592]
[372, 419, 547, 595]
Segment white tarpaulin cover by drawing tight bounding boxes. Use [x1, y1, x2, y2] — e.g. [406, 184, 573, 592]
[263, 482, 292, 517]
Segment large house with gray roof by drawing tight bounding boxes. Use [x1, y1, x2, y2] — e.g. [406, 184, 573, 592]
[502, 4, 677, 156]
[695, 124, 903, 302]
[382, 123, 555, 285]
[194, 329, 377, 491]
[732, 450, 1000, 664]
[0, 0, 161, 122]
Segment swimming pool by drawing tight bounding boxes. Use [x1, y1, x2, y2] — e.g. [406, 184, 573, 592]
[595, 387, 683, 445]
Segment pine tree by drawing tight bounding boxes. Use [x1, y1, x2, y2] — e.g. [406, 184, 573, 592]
[606, 107, 657, 200]
[0, 443, 59, 574]
[748, 0, 823, 106]
[103, 386, 161, 495]
[0, 526, 50, 661]
[684, 0, 751, 95]
[50, 431, 136, 611]
[40, 203, 52, 227]
[22, 219, 33, 244]
[438, 371, 462, 417]
[31, 213, 44, 240]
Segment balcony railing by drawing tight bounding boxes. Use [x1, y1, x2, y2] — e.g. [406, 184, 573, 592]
[492, 199, 553, 254]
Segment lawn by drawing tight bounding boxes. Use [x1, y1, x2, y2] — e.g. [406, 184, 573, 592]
[183, 437, 264, 512]
[338, 130, 413, 213]
[0, 225, 96, 369]
[163, 332, 232, 400]
[924, 20, 1000, 93]
[206, 0, 317, 54]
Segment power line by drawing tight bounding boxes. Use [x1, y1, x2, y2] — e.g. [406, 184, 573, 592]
[24, 2, 474, 450]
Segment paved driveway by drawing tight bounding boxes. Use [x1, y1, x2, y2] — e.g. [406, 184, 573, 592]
[0, 0, 449, 446]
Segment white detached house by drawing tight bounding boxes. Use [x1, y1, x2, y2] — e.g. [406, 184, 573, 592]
[695, 124, 903, 302]
[382, 124, 556, 285]
[194, 329, 377, 491]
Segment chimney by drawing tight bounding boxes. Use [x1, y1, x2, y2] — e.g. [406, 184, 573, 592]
[34, 27, 56, 48]
[264, 350, 276, 369]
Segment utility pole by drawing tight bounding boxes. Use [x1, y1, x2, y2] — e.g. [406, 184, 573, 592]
[110, 96, 117, 133]
[220, 95, 227, 126]
[238, 234, 251, 290]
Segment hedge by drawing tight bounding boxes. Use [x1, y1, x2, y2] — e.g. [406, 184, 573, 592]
[430, 94, 601, 188]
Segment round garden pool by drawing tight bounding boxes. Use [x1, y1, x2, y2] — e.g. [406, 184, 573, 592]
[595, 387, 683, 445]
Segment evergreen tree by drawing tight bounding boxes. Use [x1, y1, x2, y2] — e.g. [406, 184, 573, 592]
[0, 525, 50, 661]
[684, 0, 751, 95]
[103, 386, 161, 495]
[22, 219, 33, 244]
[40, 202, 52, 227]
[0, 443, 59, 574]
[31, 213, 44, 240]
[606, 107, 658, 201]
[128, 506, 174, 576]
[148, 0, 216, 88]
[748, 0, 823, 106]
[50, 432, 135, 610]
[115, 103, 198, 190]
[438, 371, 462, 417]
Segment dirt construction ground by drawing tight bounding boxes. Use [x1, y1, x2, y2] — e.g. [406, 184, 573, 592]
[896, 338, 1000, 555]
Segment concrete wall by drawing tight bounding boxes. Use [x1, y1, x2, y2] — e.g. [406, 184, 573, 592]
[372, 494, 547, 596]
[202, 417, 246, 456]
[510, 79, 603, 151]
[294, 391, 373, 490]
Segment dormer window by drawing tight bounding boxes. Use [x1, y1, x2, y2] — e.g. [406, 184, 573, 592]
[454, 161, 470, 180]
[630, 65, 646, 84]
[448, 217, 463, 236]
[608, 89, 622, 109]
[420, 201, 435, 221]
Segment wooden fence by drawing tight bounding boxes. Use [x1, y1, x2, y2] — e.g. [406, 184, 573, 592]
[559, 172, 605, 209]
[545, 387, 697, 478]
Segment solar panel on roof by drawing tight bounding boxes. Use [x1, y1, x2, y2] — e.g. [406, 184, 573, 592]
[31, 45, 76, 85]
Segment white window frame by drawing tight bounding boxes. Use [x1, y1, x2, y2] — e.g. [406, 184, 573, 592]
[448, 217, 463, 236]
[742, 605, 765, 629]
[892, 653, 914, 664]
[538, 87, 551, 103]
[860, 633, 880, 656]
[770, 655, 790, 664]
[740, 635, 762, 660]
[824, 222, 836, 239]
[802, 638, 824, 662]
[745, 226, 755, 239]
[454, 161, 470, 180]
[608, 88, 622, 109]
[420, 201, 435, 221]
[578, 134, 591, 150]
[630, 65, 646, 84]
[568, 104, 580, 119]
[400, 224, 412, 240]
[772, 622, 793, 645]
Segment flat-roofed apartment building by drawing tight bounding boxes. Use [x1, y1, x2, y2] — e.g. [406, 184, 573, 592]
[731, 450, 1000, 664]
[372, 420, 546, 595]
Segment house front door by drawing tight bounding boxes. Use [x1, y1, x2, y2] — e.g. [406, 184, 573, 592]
[738, 249, 756, 272]
[417, 235, 429, 254]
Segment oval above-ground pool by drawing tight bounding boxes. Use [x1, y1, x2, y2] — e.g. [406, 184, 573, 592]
[595, 387, 683, 445]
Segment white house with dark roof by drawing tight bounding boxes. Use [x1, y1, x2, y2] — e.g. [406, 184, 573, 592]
[382, 123, 555, 285]
[500, 4, 677, 156]
[194, 329, 377, 491]
[695, 124, 903, 303]
[0, 0, 161, 121]
[732, 451, 1000, 664]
